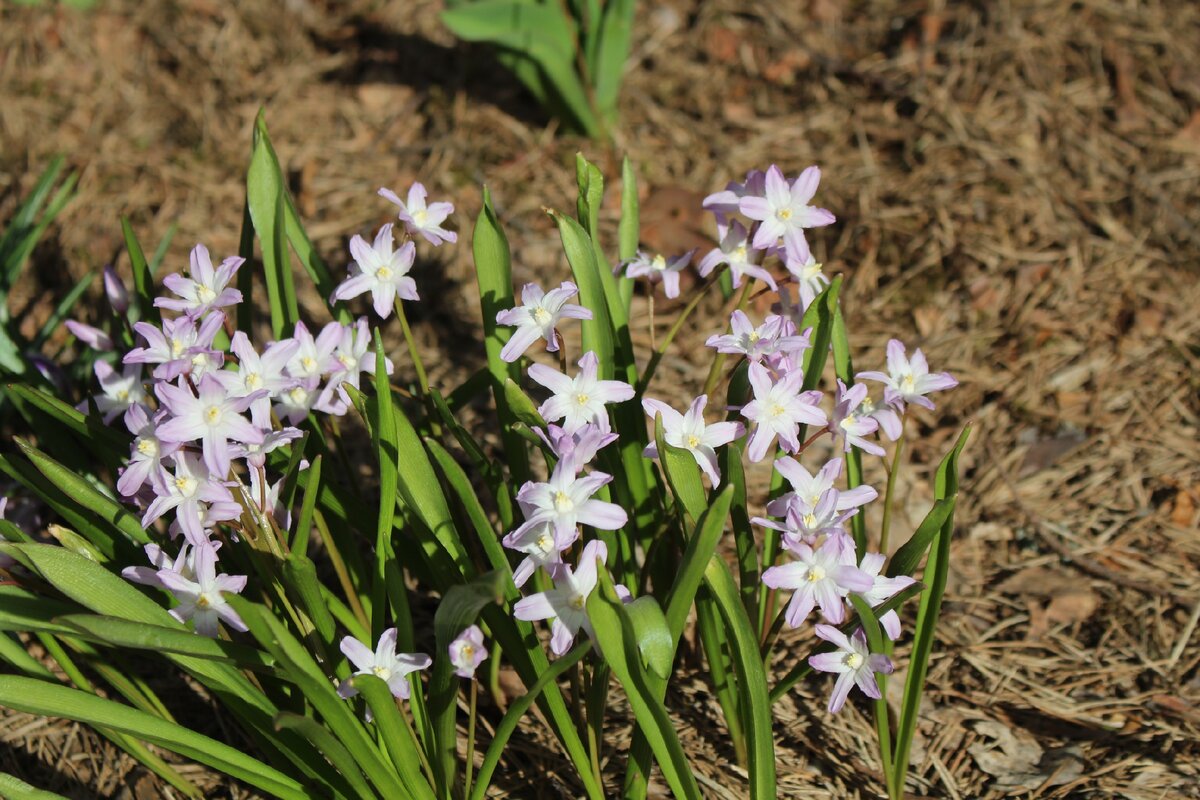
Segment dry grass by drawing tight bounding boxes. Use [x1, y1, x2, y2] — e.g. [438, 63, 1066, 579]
[2, 0, 1199, 796]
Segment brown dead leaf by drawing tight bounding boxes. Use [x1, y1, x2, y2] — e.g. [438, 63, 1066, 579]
[968, 721, 1087, 791]
[912, 305, 943, 337]
[640, 186, 713, 259]
[1170, 487, 1196, 527]
[1018, 431, 1088, 477]
[1104, 41, 1147, 131]
[706, 27, 740, 64]
[1043, 588, 1100, 627]
[1168, 110, 1200, 154]
[996, 566, 1064, 598]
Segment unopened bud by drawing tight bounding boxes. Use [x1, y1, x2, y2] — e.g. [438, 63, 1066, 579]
[103, 265, 129, 314]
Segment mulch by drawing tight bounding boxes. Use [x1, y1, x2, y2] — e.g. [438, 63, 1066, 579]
[2, 0, 1198, 797]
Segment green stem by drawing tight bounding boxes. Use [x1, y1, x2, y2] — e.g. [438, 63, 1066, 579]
[464, 680, 477, 800]
[879, 424, 906, 553]
[701, 278, 754, 397]
[637, 266, 726, 395]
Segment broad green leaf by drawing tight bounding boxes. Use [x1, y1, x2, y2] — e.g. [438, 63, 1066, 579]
[425, 438, 511, 579]
[892, 425, 969, 798]
[799, 276, 841, 392]
[653, 413, 706, 523]
[551, 210, 614, 375]
[441, 3, 600, 136]
[0, 585, 77, 635]
[591, 0, 634, 120]
[624, 595, 672, 680]
[0, 677, 307, 800]
[54, 614, 275, 671]
[703, 558, 776, 799]
[249, 112, 345, 321]
[587, 566, 701, 799]
[503, 377, 547, 430]
[0, 771, 69, 800]
[349, 675, 437, 800]
[17, 439, 148, 546]
[468, 189, 525, 489]
[886, 497, 958, 579]
[247, 119, 296, 338]
[273, 713, 374, 800]
[7, 384, 129, 453]
[429, 571, 509, 791]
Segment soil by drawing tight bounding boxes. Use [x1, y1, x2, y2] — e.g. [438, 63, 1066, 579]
[1, 0, 1199, 797]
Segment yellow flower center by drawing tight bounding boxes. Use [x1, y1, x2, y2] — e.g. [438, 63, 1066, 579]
[412, 209, 428, 226]
[204, 405, 222, 424]
[372, 665, 392, 680]
[174, 476, 196, 494]
[651, 254, 666, 271]
[116, 389, 130, 401]
[460, 644, 475, 661]
[377, 266, 393, 281]
[806, 565, 827, 583]
[245, 372, 262, 390]
[300, 356, 317, 373]
[574, 392, 590, 407]
[901, 374, 916, 393]
[197, 285, 215, 303]
[732, 245, 747, 262]
[776, 208, 793, 221]
[840, 414, 857, 431]
[532, 306, 552, 325]
[845, 652, 863, 669]
[137, 439, 157, 456]
[287, 386, 308, 404]
[570, 594, 586, 610]
[803, 261, 823, 280]
[196, 592, 213, 609]
[553, 491, 574, 513]
[170, 338, 185, 357]
[686, 434, 701, 449]
[804, 513, 818, 529]
[337, 354, 356, 369]
[769, 403, 786, 418]
[536, 533, 553, 551]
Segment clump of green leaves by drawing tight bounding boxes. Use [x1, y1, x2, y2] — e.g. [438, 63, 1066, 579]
[442, 0, 635, 139]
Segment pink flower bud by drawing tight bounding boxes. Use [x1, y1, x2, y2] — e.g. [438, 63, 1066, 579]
[104, 265, 129, 314]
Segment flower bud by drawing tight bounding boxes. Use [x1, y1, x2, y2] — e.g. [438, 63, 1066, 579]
[103, 265, 129, 314]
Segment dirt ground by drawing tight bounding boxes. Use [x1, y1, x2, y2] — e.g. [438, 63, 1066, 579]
[2, 0, 1199, 797]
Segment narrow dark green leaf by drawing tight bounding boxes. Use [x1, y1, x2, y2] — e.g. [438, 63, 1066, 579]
[653, 413, 706, 523]
[0, 677, 307, 799]
[885, 497, 957, 579]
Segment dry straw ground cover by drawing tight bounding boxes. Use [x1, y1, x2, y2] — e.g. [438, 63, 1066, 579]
[2, 0, 1198, 797]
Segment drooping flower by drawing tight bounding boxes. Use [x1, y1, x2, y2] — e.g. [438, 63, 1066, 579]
[124, 312, 225, 381]
[503, 519, 575, 588]
[89, 361, 146, 423]
[642, 395, 744, 485]
[829, 381, 884, 457]
[157, 543, 247, 637]
[697, 219, 777, 290]
[808, 625, 894, 713]
[533, 422, 618, 473]
[448, 625, 488, 679]
[155, 245, 244, 318]
[317, 318, 391, 415]
[155, 375, 265, 478]
[782, 237, 831, 310]
[766, 457, 878, 517]
[65, 320, 113, 351]
[740, 362, 826, 462]
[121, 541, 196, 589]
[379, 183, 457, 246]
[739, 165, 836, 258]
[335, 224, 418, 318]
[705, 311, 810, 364]
[513, 540, 608, 656]
[857, 553, 917, 640]
[495, 281, 592, 363]
[337, 628, 432, 700]
[753, 489, 857, 548]
[618, 250, 693, 299]
[117, 406, 179, 498]
[702, 169, 767, 215]
[856, 339, 958, 412]
[528, 351, 634, 434]
[761, 532, 872, 626]
[510, 460, 628, 546]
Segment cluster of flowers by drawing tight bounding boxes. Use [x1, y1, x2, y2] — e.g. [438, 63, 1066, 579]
[71, 183, 485, 698]
[71, 162, 959, 717]
[495, 164, 957, 712]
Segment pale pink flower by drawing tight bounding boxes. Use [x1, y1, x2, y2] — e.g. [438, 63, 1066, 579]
[857, 339, 958, 411]
[857, 553, 917, 640]
[739, 165, 835, 258]
[808, 625, 894, 713]
[618, 250, 692, 299]
[448, 625, 488, 679]
[529, 351, 634, 434]
[740, 362, 826, 462]
[642, 395, 743, 485]
[156, 375, 265, 478]
[338, 628, 432, 700]
[762, 532, 872, 626]
[829, 381, 884, 457]
[495, 281, 592, 362]
[379, 183, 457, 246]
[697, 219, 777, 290]
[335, 224, 418, 318]
[155, 245, 243, 318]
[706, 311, 809, 364]
[514, 540, 608, 656]
[158, 543, 247, 637]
